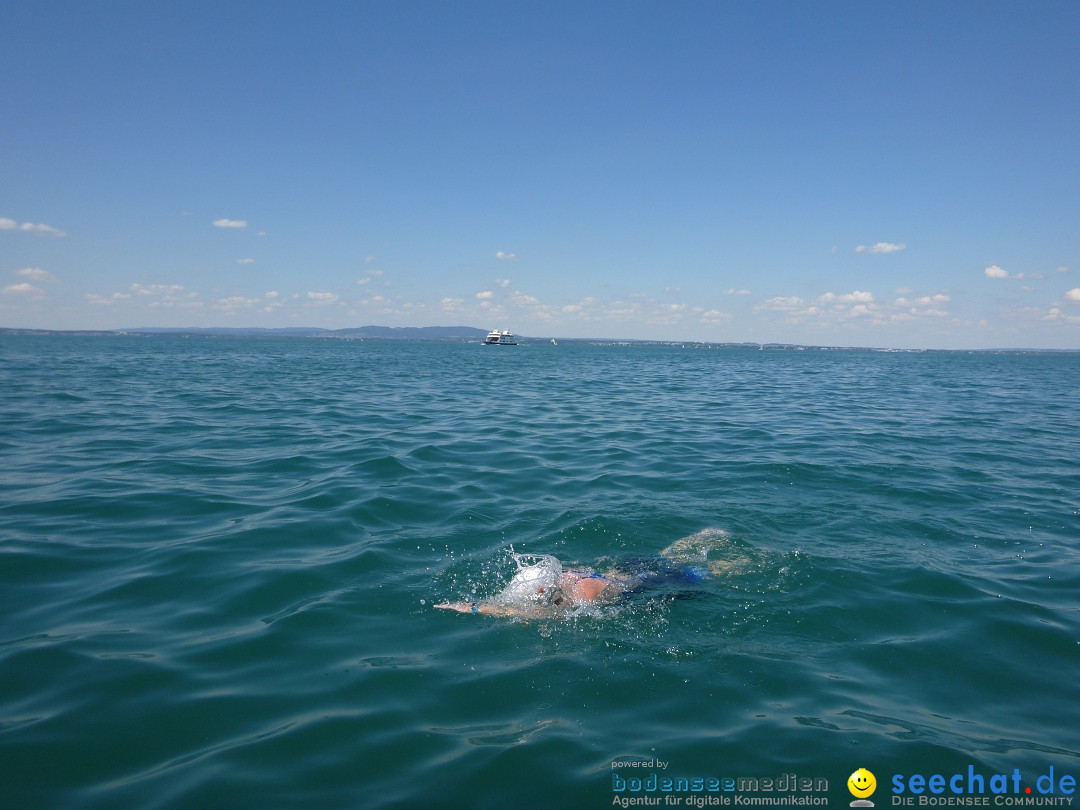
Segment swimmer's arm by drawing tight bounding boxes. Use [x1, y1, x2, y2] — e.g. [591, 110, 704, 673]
[433, 601, 548, 618]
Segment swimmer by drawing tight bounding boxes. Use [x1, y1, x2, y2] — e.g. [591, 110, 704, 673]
[435, 529, 739, 618]
[434, 561, 629, 616]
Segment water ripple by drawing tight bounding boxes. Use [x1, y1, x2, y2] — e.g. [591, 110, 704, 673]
[1, 338, 1078, 808]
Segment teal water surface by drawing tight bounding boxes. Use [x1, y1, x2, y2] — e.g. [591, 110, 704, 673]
[1, 336, 1078, 809]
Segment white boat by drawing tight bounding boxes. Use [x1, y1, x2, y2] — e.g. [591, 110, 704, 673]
[484, 329, 517, 345]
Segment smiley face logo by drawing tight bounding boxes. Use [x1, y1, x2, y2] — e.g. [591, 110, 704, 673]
[848, 768, 877, 799]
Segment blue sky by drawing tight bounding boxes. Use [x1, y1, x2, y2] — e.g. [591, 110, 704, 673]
[3, 1, 1079, 348]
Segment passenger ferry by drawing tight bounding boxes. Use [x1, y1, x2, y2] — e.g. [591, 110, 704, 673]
[483, 329, 517, 345]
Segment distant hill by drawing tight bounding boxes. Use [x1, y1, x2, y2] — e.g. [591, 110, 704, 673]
[111, 325, 491, 340]
[331, 326, 490, 340]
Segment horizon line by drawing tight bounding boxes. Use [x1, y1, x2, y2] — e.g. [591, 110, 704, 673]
[2, 325, 1078, 354]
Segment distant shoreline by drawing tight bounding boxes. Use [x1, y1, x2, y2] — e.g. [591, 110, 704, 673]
[2, 326, 1078, 353]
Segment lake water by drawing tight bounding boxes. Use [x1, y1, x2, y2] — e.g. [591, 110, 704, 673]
[1, 336, 1078, 809]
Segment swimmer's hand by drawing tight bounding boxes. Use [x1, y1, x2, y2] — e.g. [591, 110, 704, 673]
[434, 601, 476, 613]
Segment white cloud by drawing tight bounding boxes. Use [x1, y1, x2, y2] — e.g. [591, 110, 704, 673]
[754, 287, 957, 329]
[701, 309, 731, 323]
[856, 242, 906, 254]
[1057, 266, 1070, 275]
[357, 277, 371, 286]
[132, 283, 184, 296]
[84, 283, 195, 308]
[983, 265, 1043, 281]
[126, 283, 200, 309]
[0, 217, 66, 236]
[819, 290, 890, 321]
[756, 295, 829, 324]
[425, 288, 707, 329]
[509, 291, 539, 306]
[366, 268, 384, 276]
[212, 291, 282, 313]
[496, 278, 511, 288]
[759, 296, 808, 312]
[17, 267, 56, 282]
[496, 251, 518, 261]
[1039, 306, 1080, 323]
[306, 291, 339, 304]
[895, 293, 950, 306]
[561, 297, 598, 316]
[86, 293, 126, 305]
[723, 288, 751, 296]
[2, 282, 44, 297]
[214, 295, 261, 311]
[1065, 288, 1080, 302]
[820, 290, 874, 304]
[213, 218, 248, 228]
[236, 258, 255, 264]
[547, 297, 667, 326]
[604, 302, 638, 319]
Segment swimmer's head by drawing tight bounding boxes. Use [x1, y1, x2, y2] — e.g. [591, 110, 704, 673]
[499, 553, 563, 605]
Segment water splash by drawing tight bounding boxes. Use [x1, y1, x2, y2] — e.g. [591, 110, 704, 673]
[497, 549, 563, 606]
